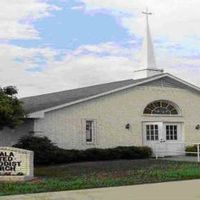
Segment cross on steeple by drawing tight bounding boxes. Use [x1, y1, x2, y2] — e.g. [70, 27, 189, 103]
[142, 8, 152, 16]
[142, 8, 152, 27]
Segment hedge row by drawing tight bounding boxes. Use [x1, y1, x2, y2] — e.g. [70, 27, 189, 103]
[13, 136, 152, 165]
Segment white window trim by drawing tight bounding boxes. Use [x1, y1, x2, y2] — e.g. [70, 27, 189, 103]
[83, 119, 97, 145]
[143, 100, 182, 116]
[142, 114, 183, 117]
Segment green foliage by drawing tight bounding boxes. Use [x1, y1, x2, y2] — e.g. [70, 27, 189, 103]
[2, 86, 18, 96]
[78, 146, 152, 162]
[13, 136, 152, 165]
[185, 145, 198, 156]
[13, 136, 58, 165]
[0, 86, 25, 130]
[0, 160, 200, 196]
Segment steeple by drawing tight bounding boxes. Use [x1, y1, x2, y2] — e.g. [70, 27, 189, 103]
[134, 8, 163, 79]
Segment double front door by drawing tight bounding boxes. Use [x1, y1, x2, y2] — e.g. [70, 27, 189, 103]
[143, 122, 184, 156]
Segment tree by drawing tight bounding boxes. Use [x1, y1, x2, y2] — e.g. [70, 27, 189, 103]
[0, 86, 25, 130]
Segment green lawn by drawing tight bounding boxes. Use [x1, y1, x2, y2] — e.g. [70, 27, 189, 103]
[1, 159, 200, 196]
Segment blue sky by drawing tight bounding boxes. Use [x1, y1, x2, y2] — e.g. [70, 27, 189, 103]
[12, 0, 132, 50]
[1, 0, 200, 97]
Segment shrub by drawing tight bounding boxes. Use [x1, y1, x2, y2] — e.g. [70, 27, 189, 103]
[13, 135, 58, 165]
[185, 145, 198, 156]
[13, 136, 152, 165]
[53, 149, 81, 164]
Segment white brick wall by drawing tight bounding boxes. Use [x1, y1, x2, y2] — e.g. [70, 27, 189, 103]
[34, 85, 200, 149]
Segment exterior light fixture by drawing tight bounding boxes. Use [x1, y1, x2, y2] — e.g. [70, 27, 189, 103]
[125, 123, 130, 130]
[196, 124, 200, 130]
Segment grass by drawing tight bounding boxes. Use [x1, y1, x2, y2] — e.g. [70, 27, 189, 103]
[1, 159, 200, 196]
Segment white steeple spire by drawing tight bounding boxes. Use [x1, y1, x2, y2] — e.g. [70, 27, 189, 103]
[134, 8, 163, 79]
[142, 8, 156, 69]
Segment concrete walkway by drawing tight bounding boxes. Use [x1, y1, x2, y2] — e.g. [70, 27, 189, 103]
[1, 180, 200, 200]
[160, 155, 199, 162]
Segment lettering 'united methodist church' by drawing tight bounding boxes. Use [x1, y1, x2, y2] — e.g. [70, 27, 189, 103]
[1, 10, 200, 156]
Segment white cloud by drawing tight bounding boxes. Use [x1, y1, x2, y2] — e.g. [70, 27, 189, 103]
[0, 42, 200, 98]
[81, 0, 200, 42]
[0, 42, 136, 97]
[0, 0, 199, 97]
[71, 42, 135, 57]
[0, 0, 60, 40]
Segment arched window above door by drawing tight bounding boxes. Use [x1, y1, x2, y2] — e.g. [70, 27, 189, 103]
[143, 100, 180, 115]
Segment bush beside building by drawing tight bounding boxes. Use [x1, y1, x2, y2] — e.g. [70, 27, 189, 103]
[13, 136, 152, 165]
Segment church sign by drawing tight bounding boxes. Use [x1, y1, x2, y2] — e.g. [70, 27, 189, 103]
[0, 147, 34, 181]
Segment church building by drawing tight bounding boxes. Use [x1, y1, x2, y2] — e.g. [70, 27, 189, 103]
[1, 10, 200, 156]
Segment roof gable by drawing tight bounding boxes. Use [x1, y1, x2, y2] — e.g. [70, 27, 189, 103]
[142, 76, 198, 92]
[22, 73, 200, 118]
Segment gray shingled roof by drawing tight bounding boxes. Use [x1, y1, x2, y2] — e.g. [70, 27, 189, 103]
[21, 76, 157, 114]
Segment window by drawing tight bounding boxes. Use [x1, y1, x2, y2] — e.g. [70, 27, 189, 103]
[166, 125, 178, 140]
[86, 120, 94, 143]
[146, 124, 159, 141]
[143, 100, 179, 115]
